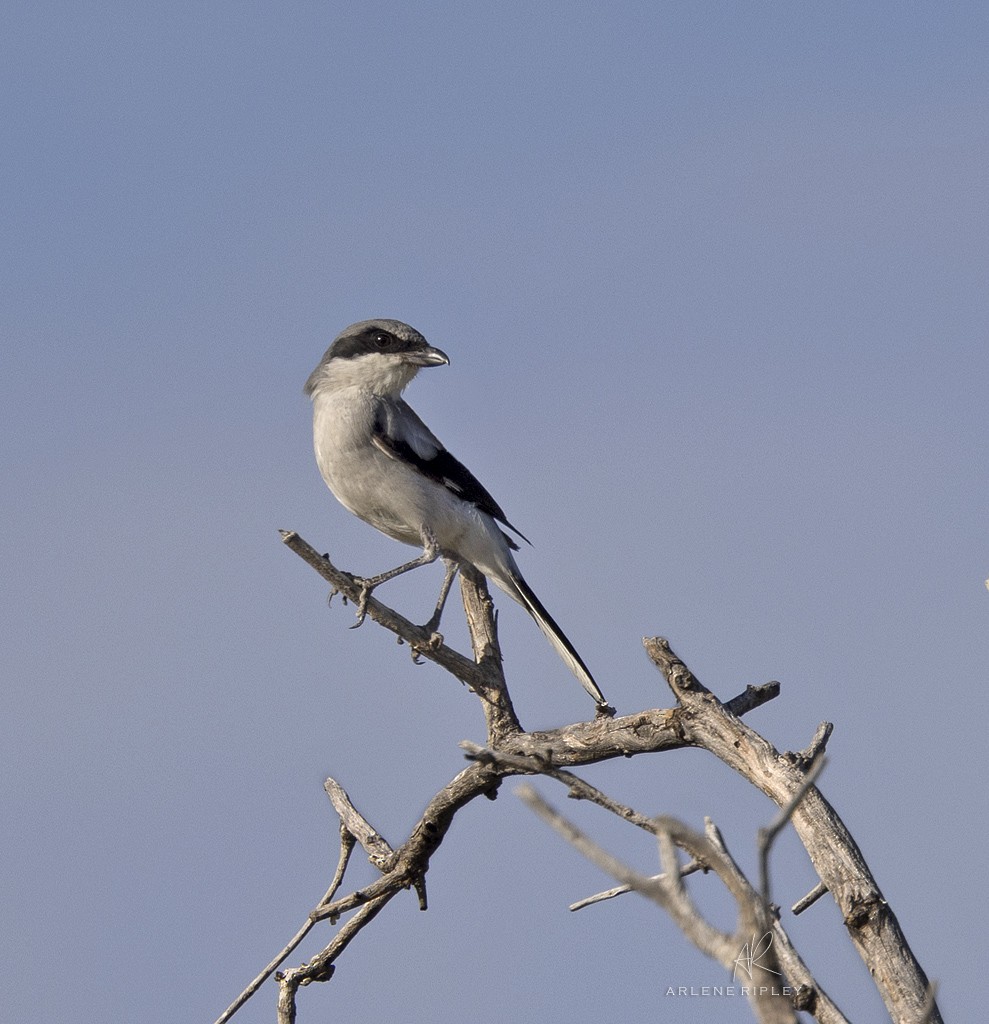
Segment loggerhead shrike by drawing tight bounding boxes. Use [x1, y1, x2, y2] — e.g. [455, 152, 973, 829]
[304, 318, 612, 713]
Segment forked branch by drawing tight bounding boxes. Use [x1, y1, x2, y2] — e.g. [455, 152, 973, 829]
[213, 534, 942, 1024]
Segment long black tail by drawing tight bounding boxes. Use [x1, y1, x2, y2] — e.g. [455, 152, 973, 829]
[509, 570, 610, 709]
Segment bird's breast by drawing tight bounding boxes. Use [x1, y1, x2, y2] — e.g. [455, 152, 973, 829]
[311, 391, 426, 546]
[309, 389, 516, 574]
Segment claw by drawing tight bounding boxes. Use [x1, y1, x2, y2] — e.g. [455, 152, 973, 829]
[409, 630, 443, 665]
[407, 626, 442, 667]
[349, 580, 372, 628]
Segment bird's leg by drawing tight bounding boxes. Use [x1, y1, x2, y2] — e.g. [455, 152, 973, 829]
[350, 529, 440, 628]
[420, 557, 460, 638]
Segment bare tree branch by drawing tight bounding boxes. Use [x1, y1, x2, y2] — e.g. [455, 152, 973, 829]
[758, 754, 828, 904]
[793, 882, 829, 915]
[215, 794, 358, 1024]
[470, 741, 847, 1023]
[213, 534, 945, 1024]
[323, 778, 394, 871]
[644, 636, 943, 1024]
[702, 820, 850, 1024]
[279, 531, 486, 690]
[516, 786, 798, 1024]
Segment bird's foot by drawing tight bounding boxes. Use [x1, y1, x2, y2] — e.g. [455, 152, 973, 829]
[409, 629, 444, 664]
[421, 630, 444, 650]
[348, 579, 374, 628]
[595, 702, 617, 719]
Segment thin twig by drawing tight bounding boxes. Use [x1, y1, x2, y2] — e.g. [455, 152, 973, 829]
[724, 682, 782, 717]
[792, 882, 828, 916]
[794, 722, 833, 769]
[279, 530, 484, 687]
[324, 778, 394, 869]
[518, 787, 798, 1024]
[278, 893, 392, 997]
[568, 861, 705, 912]
[214, 818, 357, 1024]
[703, 820, 850, 1024]
[757, 755, 827, 906]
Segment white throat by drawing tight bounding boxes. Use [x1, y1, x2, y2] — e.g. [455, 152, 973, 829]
[309, 352, 421, 398]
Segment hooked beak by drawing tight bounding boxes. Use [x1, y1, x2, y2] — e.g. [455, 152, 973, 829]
[405, 345, 450, 368]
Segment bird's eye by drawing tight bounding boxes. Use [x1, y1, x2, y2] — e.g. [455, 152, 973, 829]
[372, 332, 394, 349]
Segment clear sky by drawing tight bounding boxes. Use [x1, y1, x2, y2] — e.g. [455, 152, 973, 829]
[2, 2, 986, 1021]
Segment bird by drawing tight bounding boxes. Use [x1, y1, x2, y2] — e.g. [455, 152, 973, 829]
[304, 318, 613, 713]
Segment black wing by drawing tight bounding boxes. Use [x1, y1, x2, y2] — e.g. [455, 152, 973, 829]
[373, 399, 530, 548]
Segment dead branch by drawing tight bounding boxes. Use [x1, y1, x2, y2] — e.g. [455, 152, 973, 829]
[644, 637, 942, 1024]
[215, 791, 358, 1024]
[758, 754, 828, 904]
[467, 741, 848, 1023]
[213, 533, 943, 1024]
[702, 820, 850, 1024]
[517, 785, 798, 1024]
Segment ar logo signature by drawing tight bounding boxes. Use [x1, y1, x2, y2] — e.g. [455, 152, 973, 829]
[733, 932, 782, 982]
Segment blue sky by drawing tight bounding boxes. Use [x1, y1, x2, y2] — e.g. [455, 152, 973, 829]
[2, 3, 986, 1021]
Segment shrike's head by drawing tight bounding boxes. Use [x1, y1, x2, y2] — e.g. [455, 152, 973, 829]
[305, 319, 450, 397]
